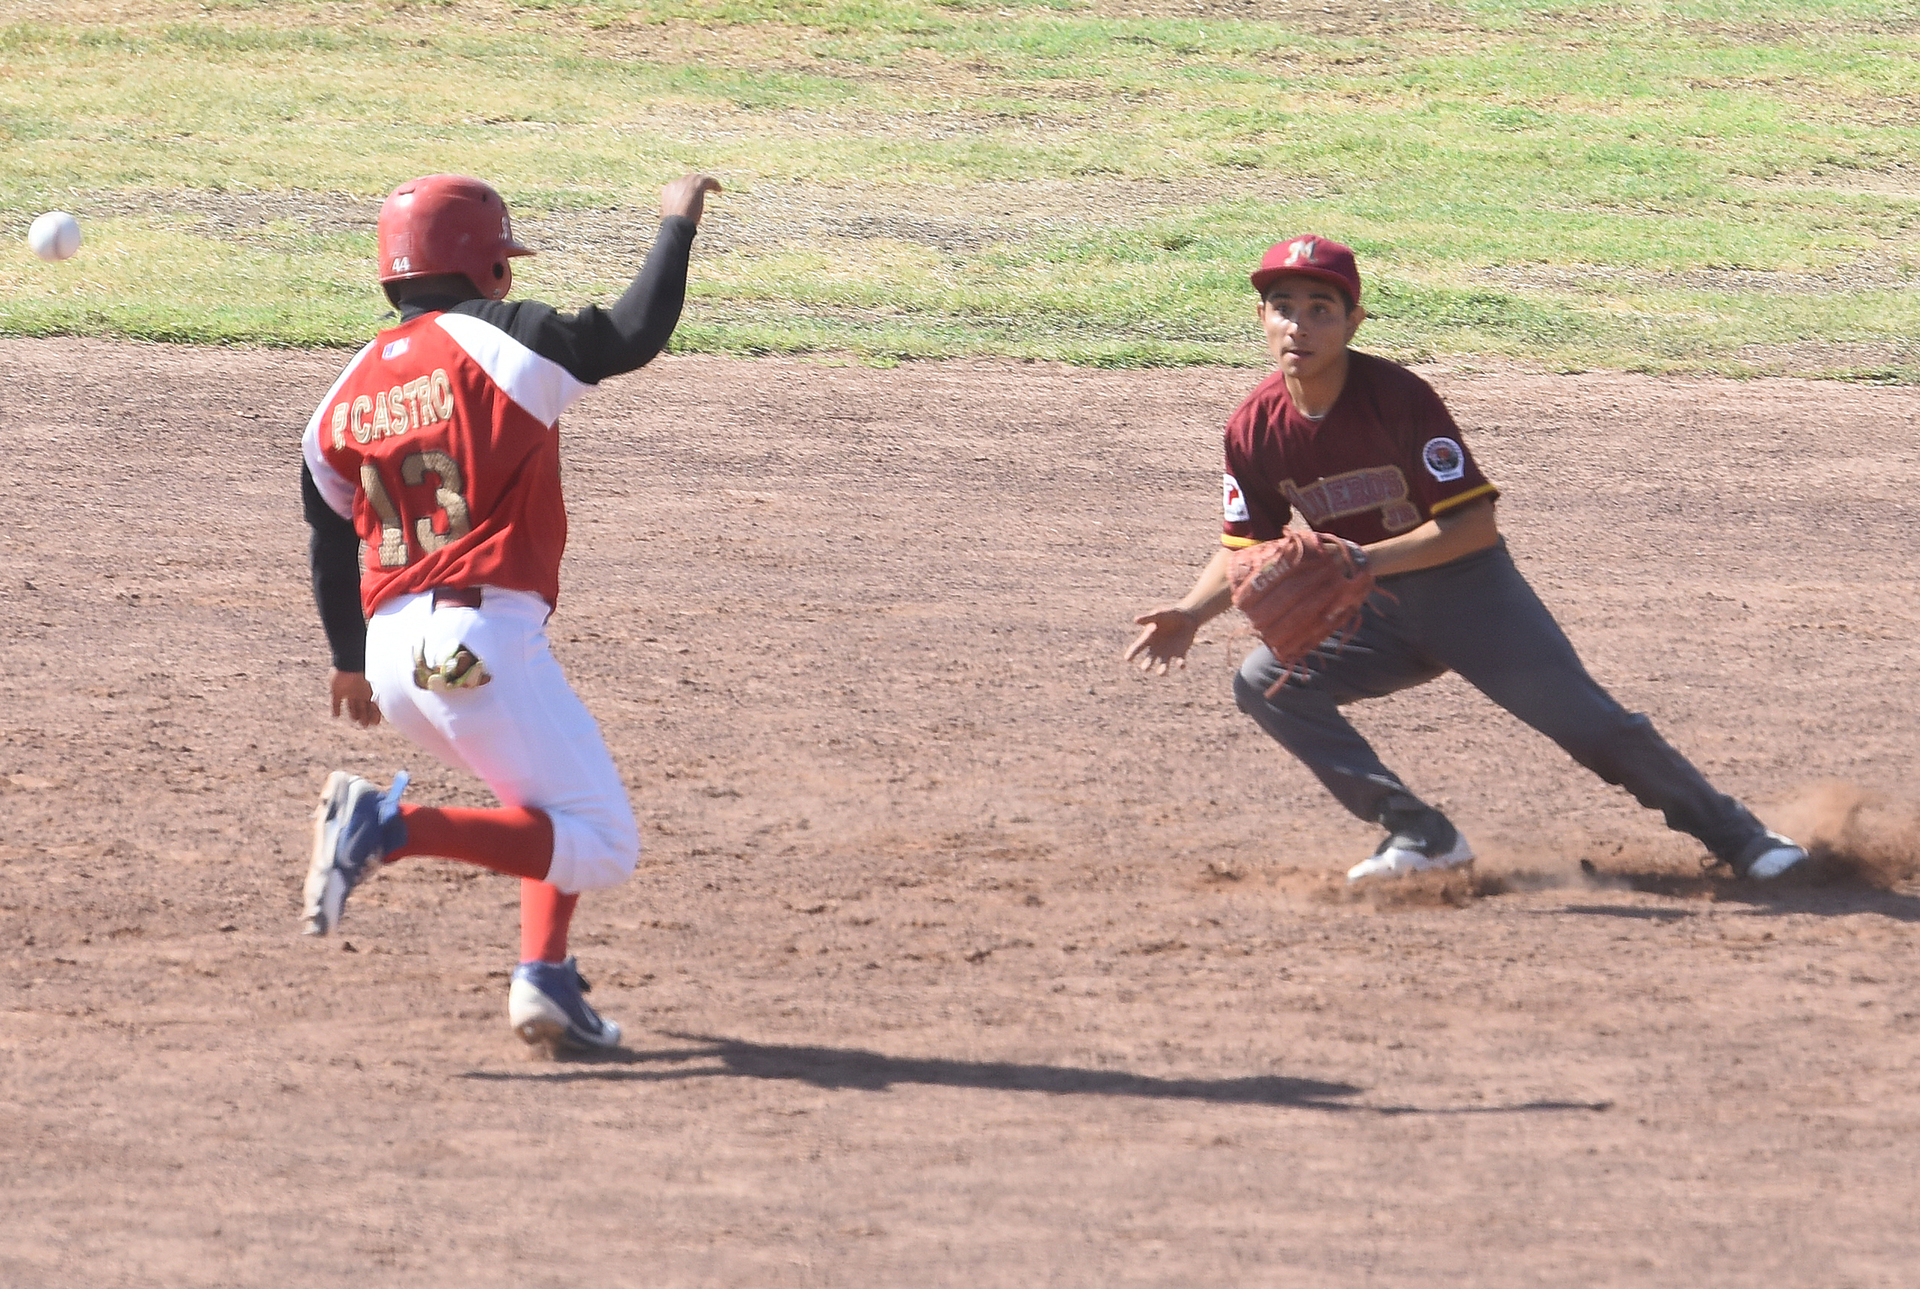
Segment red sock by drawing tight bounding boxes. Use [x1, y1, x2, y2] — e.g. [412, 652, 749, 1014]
[520, 879, 578, 964]
[392, 804, 554, 881]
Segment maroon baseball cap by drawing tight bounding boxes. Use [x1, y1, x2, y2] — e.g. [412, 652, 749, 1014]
[1249, 235, 1362, 305]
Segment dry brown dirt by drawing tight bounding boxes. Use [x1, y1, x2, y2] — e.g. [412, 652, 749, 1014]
[4, 337, 1920, 1287]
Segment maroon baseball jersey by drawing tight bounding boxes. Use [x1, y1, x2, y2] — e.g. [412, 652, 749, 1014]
[303, 309, 588, 614]
[1221, 351, 1498, 549]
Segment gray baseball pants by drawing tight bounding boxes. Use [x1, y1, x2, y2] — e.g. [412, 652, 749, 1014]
[1232, 540, 1766, 862]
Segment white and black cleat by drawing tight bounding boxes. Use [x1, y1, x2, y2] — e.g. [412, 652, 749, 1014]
[1736, 829, 1809, 881]
[1348, 817, 1475, 883]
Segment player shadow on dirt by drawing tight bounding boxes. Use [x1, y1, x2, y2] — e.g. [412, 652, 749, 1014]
[464, 1034, 1612, 1116]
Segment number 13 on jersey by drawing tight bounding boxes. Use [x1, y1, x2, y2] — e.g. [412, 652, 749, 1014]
[361, 452, 473, 568]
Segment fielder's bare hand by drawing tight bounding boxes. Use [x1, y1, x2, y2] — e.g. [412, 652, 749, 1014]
[330, 670, 382, 728]
[662, 174, 723, 225]
[1124, 607, 1200, 675]
[1127, 548, 1232, 675]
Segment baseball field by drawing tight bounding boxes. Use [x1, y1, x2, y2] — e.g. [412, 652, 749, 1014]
[6, 0, 1920, 1285]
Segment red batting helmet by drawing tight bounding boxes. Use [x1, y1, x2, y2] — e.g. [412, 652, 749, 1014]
[376, 174, 534, 301]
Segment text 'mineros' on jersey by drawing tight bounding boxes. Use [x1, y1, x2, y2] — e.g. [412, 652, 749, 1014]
[1220, 351, 1498, 549]
[301, 310, 593, 614]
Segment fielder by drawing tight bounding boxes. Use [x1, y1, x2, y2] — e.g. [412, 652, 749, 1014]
[300, 170, 720, 1048]
[1125, 235, 1809, 884]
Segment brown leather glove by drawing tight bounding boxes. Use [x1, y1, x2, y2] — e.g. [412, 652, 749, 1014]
[1227, 529, 1377, 696]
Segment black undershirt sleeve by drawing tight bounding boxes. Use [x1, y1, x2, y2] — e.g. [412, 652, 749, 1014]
[441, 215, 699, 386]
[302, 462, 367, 673]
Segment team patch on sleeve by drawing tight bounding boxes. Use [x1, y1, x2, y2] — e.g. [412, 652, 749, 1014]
[1223, 473, 1251, 523]
[1422, 437, 1466, 483]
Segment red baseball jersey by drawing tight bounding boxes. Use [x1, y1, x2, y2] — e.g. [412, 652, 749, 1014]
[1221, 351, 1497, 549]
[301, 309, 592, 613]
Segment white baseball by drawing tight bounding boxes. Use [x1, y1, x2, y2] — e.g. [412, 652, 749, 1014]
[28, 211, 81, 262]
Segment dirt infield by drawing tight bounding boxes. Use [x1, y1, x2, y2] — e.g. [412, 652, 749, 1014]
[4, 337, 1920, 1286]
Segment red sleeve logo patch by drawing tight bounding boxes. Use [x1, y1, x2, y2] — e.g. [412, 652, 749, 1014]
[1223, 473, 1251, 523]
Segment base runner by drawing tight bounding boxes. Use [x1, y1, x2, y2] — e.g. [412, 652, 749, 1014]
[300, 170, 720, 1047]
[1125, 235, 1808, 884]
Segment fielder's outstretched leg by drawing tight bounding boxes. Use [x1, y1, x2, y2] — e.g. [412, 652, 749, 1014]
[1399, 543, 1805, 878]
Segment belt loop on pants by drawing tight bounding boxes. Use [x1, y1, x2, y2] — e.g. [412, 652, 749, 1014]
[431, 586, 484, 609]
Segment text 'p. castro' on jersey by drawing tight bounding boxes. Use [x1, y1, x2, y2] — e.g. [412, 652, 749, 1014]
[302, 312, 593, 614]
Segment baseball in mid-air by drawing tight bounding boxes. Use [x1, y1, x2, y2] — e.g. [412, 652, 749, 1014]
[28, 211, 82, 262]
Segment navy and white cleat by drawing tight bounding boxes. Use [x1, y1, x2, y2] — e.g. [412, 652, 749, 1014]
[508, 957, 622, 1051]
[303, 770, 409, 936]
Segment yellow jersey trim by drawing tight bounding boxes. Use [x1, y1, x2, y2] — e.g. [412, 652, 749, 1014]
[1220, 534, 1260, 549]
[1428, 483, 1498, 516]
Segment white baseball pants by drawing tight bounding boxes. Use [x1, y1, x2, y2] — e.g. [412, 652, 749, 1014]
[363, 586, 640, 893]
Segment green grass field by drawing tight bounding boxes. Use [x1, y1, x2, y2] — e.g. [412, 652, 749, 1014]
[2, 0, 1916, 373]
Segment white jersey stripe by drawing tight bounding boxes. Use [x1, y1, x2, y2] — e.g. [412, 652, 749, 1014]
[301, 338, 378, 520]
[435, 312, 593, 429]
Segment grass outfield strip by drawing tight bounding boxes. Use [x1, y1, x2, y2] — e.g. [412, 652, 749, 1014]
[0, 0, 1916, 374]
